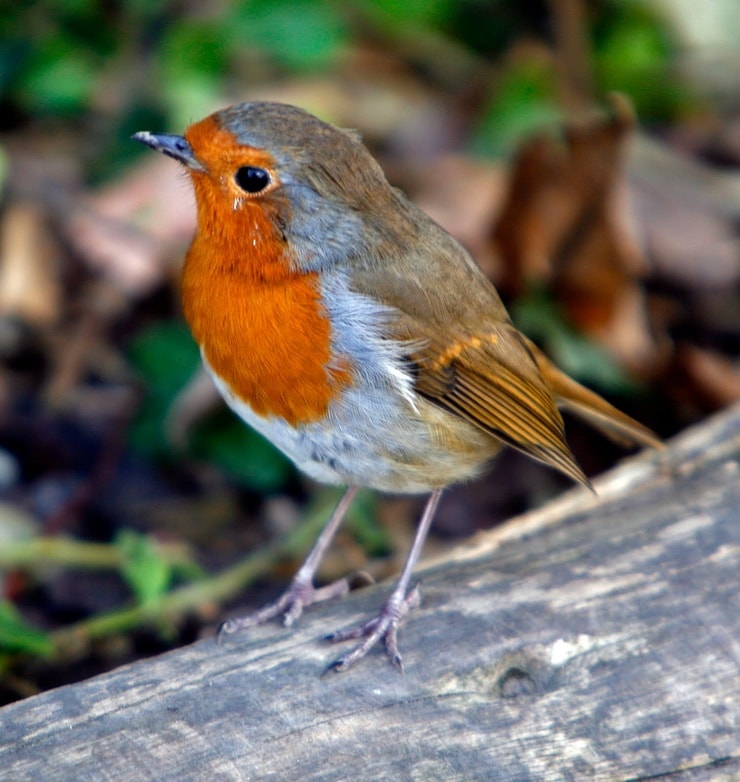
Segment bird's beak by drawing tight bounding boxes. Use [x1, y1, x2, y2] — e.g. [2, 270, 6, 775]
[132, 131, 207, 172]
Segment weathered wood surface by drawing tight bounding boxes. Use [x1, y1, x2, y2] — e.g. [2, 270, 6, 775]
[1, 404, 739, 782]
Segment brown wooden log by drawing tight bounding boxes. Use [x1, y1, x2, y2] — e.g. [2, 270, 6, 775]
[1, 404, 739, 781]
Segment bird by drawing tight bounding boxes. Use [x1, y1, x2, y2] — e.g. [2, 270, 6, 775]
[133, 101, 660, 672]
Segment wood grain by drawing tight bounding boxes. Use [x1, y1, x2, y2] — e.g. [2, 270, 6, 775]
[1, 404, 739, 781]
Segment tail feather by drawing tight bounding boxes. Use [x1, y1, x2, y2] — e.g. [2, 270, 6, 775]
[523, 337, 663, 451]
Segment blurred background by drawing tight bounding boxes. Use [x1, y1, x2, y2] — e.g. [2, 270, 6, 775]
[0, 0, 738, 703]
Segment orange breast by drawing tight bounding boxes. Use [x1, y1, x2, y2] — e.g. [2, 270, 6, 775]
[182, 198, 352, 427]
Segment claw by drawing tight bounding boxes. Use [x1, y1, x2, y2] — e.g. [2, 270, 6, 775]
[326, 583, 421, 672]
[218, 575, 350, 639]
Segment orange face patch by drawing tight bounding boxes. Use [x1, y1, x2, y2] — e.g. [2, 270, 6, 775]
[180, 115, 352, 425]
[184, 115, 278, 184]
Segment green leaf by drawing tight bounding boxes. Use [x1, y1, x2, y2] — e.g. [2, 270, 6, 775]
[158, 19, 230, 129]
[471, 56, 562, 158]
[128, 322, 201, 397]
[159, 20, 229, 79]
[165, 75, 228, 137]
[0, 601, 53, 657]
[360, 0, 455, 27]
[190, 409, 293, 493]
[591, 1, 694, 120]
[115, 530, 173, 604]
[127, 322, 201, 459]
[17, 39, 97, 115]
[231, 0, 348, 71]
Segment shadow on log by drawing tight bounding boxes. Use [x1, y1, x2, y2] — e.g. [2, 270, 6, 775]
[1, 404, 739, 781]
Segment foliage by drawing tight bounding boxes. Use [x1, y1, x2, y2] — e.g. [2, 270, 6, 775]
[591, 0, 694, 119]
[2, 1, 694, 131]
[116, 529, 176, 603]
[127, 321, 294, 493]
[471, 54, 562, 158]
[0, 601, 52, 657]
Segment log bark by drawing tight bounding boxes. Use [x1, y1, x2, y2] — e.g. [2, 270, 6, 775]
[1, 404, 739, 781]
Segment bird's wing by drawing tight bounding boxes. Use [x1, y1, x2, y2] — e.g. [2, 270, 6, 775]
[402, 317, 592, 488]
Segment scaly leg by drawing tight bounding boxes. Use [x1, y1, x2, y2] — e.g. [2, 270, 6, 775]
[218, 486, 359, 638]
[325, 489, 443, 672]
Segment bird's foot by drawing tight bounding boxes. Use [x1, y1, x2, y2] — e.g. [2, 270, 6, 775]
[324, 584, 421, 673]
[218, 576, 353, 640]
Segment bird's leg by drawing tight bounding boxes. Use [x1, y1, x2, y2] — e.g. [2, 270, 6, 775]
[325, 489, 443, 672]
[218, 486, 359, 638]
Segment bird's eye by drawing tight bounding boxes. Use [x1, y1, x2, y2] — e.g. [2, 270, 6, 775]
[234, 166, 271, 194]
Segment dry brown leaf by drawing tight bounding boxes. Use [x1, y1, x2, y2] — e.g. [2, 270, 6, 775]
[676, 345, 740, 410]
[0, 204, 61, 326]
[490, 95, 661, 374]
[410, 155, 506, 280]
[67, 156, 195, 297]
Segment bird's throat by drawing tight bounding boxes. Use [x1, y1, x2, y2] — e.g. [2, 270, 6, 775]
[182, 232, 352, 427]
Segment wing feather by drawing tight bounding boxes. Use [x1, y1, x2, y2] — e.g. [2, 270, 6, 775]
[408, 324, 591, 487]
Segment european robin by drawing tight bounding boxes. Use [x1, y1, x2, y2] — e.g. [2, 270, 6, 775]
[134, 102, 659, 672]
